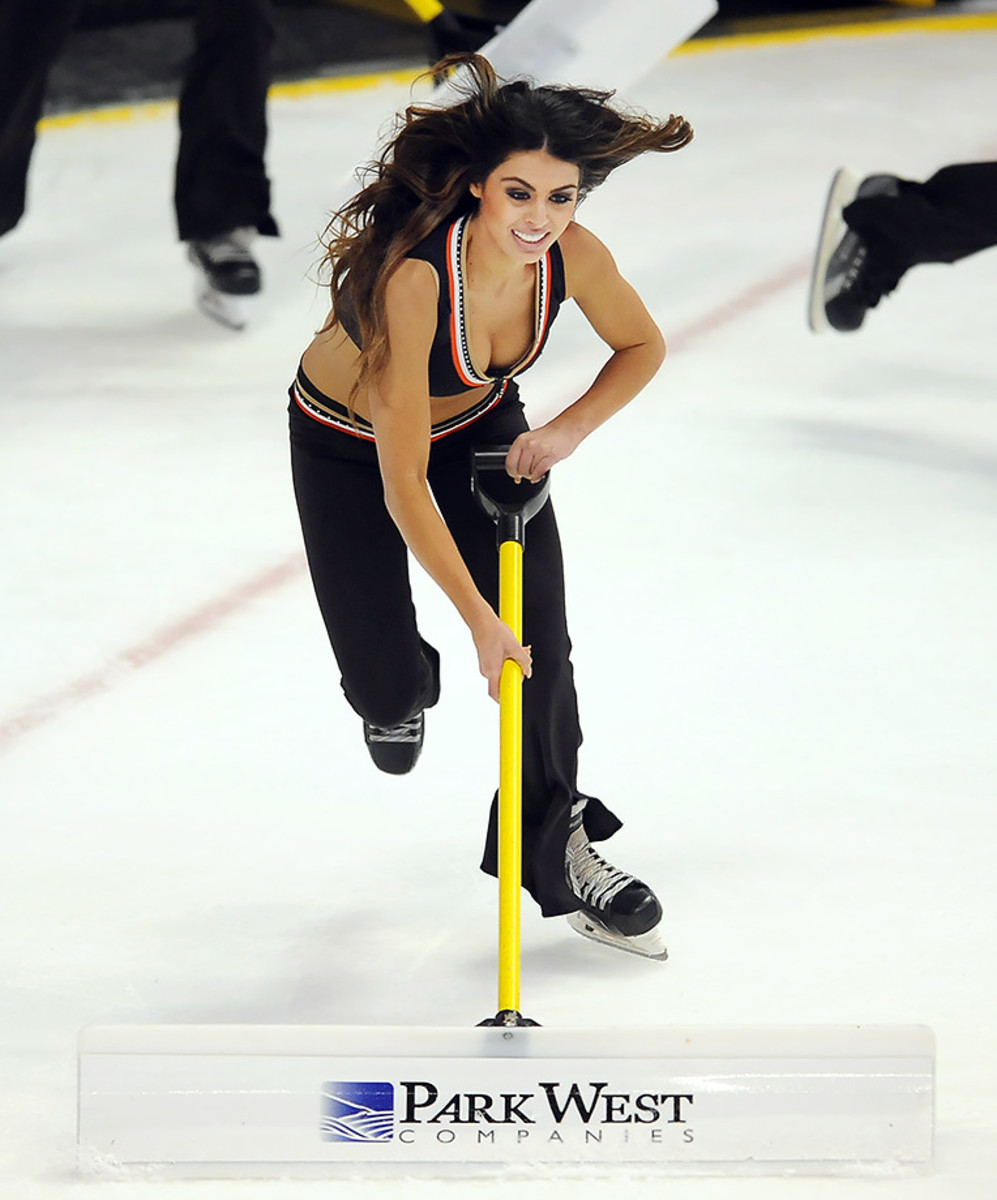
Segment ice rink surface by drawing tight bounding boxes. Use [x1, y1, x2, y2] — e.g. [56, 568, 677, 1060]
[2, 15, 996, 1199]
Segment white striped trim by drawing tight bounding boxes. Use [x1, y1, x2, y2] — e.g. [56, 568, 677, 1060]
[447, 215, 551, 388]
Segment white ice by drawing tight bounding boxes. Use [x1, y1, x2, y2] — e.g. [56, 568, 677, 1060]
[2, 19, 996, 1200]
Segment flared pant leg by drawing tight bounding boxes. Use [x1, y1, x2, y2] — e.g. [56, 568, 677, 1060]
[289, 403, 440, 730]
[845, 161, 997, 277]
[174, 0, 279, 242]
[0, 0, 82, 236]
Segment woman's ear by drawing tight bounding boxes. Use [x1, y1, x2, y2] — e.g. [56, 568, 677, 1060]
[469, 180, 484, 200]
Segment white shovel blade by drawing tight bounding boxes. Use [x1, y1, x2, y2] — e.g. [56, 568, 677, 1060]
[79, 1022, 933, 1176]
[473, 0, 719, 94]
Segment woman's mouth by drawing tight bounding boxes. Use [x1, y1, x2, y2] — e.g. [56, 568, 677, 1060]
[513, 229, 548, 248]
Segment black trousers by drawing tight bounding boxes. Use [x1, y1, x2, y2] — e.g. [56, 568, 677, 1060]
[288, 383, 622, 917]
[845, 162, 997, 278]
[0, 0, 278, 241]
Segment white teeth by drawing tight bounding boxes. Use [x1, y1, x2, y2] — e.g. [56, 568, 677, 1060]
[514, 230, 546, 244]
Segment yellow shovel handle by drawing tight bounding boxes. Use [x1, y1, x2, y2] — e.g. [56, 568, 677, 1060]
[497, 538, 523, 1015]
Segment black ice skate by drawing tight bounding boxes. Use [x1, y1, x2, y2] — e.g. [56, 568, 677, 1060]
[187, 227, 261, 330]
[807, 168, 903, 333]
[363, 712, 425, 775]
[565, 800, 667, 960]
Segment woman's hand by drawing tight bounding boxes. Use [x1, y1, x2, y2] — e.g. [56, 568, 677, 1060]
[472, 610, 533, 702]
[505, 421, 582, 484]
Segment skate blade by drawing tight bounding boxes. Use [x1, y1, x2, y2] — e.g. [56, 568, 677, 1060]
[806, 165, 861, 334]
[194, 283, 251, 331]
[566, 911, 668, 961]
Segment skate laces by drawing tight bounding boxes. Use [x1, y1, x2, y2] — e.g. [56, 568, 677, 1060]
[197, 228, 256, 265]
[565, 805, 635, 911]
[828, 234, 901, 309]
[365, 716, 423, 744]
[858, 250, 903, 304]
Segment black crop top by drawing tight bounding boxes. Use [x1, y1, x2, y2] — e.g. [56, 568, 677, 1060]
[336, 213, 566, 398]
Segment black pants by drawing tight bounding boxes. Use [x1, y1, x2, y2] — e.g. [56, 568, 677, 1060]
[845, 162, 997, 279]
[289, 382, 622, 917]
[0, 0, 278, 241]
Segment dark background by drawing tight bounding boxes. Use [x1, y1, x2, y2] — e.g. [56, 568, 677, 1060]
[45, 2, 958, 114]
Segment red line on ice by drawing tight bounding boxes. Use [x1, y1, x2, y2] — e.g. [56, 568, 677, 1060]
[667, 257, 811, 352]
[0, 554, 306, 753]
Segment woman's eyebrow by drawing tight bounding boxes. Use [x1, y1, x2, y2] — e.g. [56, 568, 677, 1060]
[501, 175, 579, 192]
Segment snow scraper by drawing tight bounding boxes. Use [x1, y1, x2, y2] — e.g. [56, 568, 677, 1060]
[77, 0, 933, 1178]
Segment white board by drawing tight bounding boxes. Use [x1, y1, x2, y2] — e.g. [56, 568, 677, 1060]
[473, 0, 719, 94]
[79, 1023, 934, 1176]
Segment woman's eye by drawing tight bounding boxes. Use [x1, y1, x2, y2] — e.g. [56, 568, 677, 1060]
[551, 194, 574, 205]
[507, 190, 531, 201]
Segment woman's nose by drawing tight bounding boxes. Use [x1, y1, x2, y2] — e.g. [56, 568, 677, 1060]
[527, 198, 547, 226]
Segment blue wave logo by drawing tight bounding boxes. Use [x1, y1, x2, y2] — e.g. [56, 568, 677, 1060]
[321, 1081, 395, 1143]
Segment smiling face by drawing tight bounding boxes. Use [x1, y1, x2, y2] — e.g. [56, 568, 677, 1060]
[468, 150, 580, 262]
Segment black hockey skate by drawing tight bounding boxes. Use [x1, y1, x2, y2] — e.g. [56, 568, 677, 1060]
[363, 712, 425, 775]
[808, 168, 904, 333]
[187, 227, 261, 330]
[565, 800, 667, 960]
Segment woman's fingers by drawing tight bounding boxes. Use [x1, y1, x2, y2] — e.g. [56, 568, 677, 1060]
[506, 424, 580, 482]
[506, 435, 550, 484]
[484, 640, 533, 703]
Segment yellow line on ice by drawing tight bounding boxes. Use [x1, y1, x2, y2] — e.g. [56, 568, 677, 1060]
[37, 13, 997, 133]
[676, 12, 997, 55]
[38, 67, 423, 133]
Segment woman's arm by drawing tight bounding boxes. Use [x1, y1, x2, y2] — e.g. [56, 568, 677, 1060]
[505, 221, 666, 483]
[369, 260, 532, 700]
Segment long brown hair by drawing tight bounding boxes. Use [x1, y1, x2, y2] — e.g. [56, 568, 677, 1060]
[320, 54, 692, 406]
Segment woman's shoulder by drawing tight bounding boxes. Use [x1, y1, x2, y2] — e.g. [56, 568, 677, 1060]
[557, 220, 619, 297]
[381, 257, 441, 352]
[385, 256, 439, 308]
[558, 219, 613, 260]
